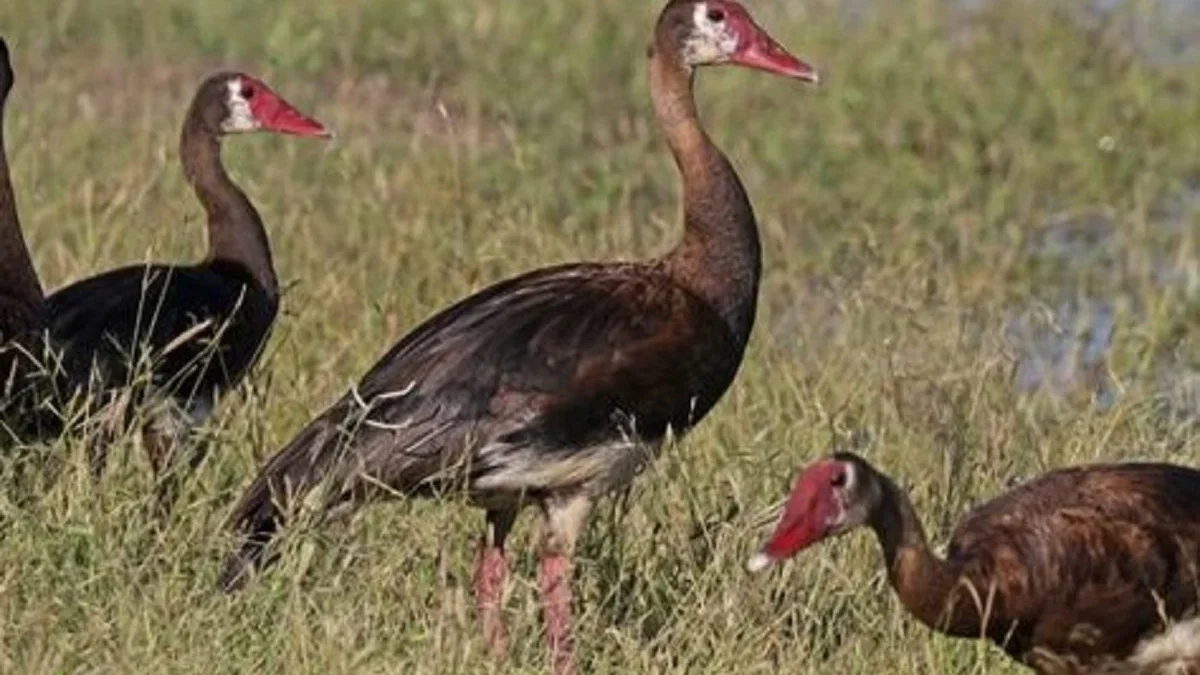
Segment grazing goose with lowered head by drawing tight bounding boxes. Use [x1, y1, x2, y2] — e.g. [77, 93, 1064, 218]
[750, 452, 1200, 674]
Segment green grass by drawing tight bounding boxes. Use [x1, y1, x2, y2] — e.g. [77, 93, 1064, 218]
[0, 0, 1199, 672]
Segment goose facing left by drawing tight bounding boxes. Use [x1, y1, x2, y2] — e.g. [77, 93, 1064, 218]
[46, 72, 329, 481]
[750, 452, 1200, 674]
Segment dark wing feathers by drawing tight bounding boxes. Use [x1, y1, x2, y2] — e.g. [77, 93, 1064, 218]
[220, 262, 742, 589]
[351, 261, 741, 454]
[47, 262, 276, 399]
[945, 464, 1200, 662]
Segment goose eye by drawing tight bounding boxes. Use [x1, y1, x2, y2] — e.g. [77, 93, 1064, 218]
[831, 471, 847, 488]
[241, 85, 255, 100]
[706, 7, 726, 22]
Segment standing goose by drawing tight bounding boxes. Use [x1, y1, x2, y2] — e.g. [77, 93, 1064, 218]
[47, 73, 329, 482]
[749, 452, 1200, 674]
[220, 1, 816, 672]
[0, 36, 54, 438]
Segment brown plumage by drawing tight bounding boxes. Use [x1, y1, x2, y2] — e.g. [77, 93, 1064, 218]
[0, 36, 58, 441]
[750, 452, 1200, 674]
[44, 73, 328, 488]
[220, 1, 817, 672]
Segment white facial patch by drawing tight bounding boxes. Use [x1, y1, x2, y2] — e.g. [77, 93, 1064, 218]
[221, 77, 259, 134]
[826, 461, 857, 532]
[842, 461, 858, 492]
[682, 2, 738, 67]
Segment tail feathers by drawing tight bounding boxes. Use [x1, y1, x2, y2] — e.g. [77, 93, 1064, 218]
[219, 412, 350, 592]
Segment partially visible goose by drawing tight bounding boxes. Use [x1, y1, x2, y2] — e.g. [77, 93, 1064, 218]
[47, 72, 329, 487]
[220, 2, 817, 673]
[0, 36, 55, 440]
[750, 452, 1200, 674]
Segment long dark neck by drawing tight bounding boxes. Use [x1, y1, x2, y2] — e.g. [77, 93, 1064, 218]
[650, 49, 761, 345]
[870, 475, 983, 637]
[180, 115, 278, 298]
[0, 99, 45, 324]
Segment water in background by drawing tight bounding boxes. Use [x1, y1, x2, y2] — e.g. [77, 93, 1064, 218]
[774, 0, 1200, 422]
[826, 0, 1200, 66]
[1007, 183, 1199, 419]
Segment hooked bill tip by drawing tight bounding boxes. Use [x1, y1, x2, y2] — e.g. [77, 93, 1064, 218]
[746, 552, 773, 573]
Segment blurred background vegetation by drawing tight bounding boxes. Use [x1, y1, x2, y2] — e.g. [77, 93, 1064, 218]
[0, 0, 1198, 672]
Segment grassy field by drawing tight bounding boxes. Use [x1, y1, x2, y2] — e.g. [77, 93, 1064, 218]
[1, 0, 1199, 672]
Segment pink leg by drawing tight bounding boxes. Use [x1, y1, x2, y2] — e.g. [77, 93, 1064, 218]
[538, 552, 576, 675]
[473, 510, 515, 657]
[473, 539, 510, 655]
[537, 494, 590, 675]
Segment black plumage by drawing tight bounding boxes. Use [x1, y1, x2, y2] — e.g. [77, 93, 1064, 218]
[45, 72, 327, 478]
